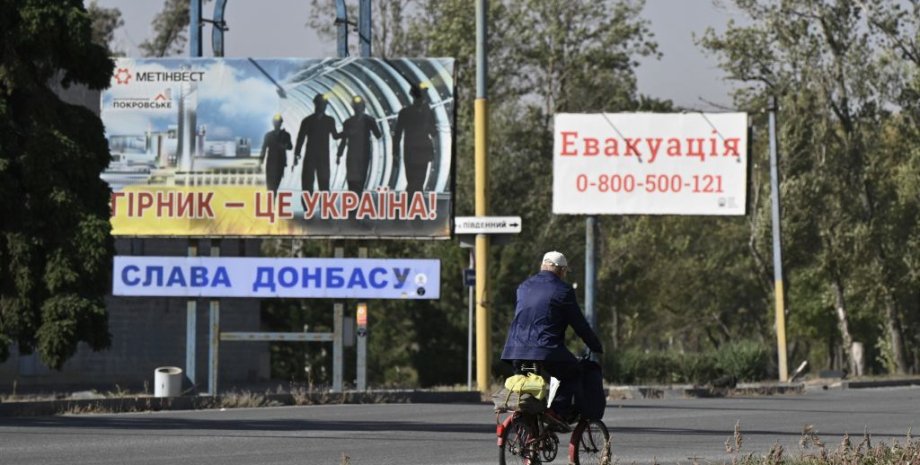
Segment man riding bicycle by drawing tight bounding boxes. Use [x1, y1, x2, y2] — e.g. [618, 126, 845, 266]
[501, 251, 604, 432]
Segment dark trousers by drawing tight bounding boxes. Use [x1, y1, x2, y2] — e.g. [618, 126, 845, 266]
[302, 156, 330, 192]
[543, 361, 583, 417]
[266, 166, 283, 193]
[347, 178, 365, 193]
[405, 161, 430, 193]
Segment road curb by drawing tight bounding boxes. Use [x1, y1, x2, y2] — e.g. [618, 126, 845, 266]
[0, 390, 482, 417]
[607, 382, 806, 400]
[5, 377, 917, 416]
[843, 377, 920, 389]
[606, 377, 920, 400]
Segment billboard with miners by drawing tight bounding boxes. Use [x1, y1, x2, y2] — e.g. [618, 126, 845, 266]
[101, 57, 455, 238]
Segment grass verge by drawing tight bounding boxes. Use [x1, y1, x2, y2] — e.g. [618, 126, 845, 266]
[715, 421, 918, 465]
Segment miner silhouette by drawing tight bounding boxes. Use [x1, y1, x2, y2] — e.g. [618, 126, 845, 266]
[260, 113, 292, 194]
[336, 96, 382, 193]
[393, 83, 437, 193]
[294, 94, 340, 193]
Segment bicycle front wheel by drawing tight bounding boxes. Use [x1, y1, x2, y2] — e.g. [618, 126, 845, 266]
[570, 419, 610, 465]
[499, 416, 538, 465]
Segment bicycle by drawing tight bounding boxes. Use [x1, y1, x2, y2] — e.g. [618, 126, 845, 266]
[495, 360, 610, 465]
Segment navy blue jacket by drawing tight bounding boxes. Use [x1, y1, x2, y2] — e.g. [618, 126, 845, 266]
[501, 271, 603, 363]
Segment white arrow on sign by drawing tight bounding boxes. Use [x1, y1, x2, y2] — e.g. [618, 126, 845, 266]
[454, 216, 522, 235]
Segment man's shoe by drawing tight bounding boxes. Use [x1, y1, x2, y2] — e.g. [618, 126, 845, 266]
[543, 408, 572, 433]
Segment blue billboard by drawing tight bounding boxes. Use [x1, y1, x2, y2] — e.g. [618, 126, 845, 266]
[113, 256, 440, 299]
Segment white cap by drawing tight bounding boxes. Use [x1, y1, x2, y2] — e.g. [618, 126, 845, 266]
[542, 251, 567, 268]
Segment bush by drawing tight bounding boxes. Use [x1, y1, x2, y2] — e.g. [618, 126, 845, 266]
[611, 350, 680, 384]
[675, 351, 720, 384]
[715, 340, 770, 382]
[605, 341, 771, 385]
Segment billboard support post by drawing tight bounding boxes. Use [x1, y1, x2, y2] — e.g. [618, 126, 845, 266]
[354, 0, 370, 392]
[332, 246, 345, 392]
[768, 96, 789, 382]
[208, 239, 220, 395]
[585, 216, 597, 332]
[333, 302, 343, 391]
[356, 248, 368, 391]
[185, 240, 198, 390]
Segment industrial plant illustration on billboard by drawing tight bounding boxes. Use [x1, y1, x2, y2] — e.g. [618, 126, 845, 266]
[101, 57, 455, 237]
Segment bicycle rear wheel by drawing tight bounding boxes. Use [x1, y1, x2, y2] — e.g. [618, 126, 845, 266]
[499, 416, 538, 465]
[570, 419, 610, 465]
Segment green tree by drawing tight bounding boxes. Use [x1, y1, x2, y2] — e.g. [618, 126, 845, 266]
[866, 0, 920, 374]
[0, 0, 115, 368]
[140, 0, 212, 57]
[702, 0, 919, 374]
[306, 0, 416, 58]
[86, 0, 124, 55]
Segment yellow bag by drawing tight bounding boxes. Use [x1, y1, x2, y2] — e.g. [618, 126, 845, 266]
[492, 372, 548, 413]
[504, 372, 548, 400]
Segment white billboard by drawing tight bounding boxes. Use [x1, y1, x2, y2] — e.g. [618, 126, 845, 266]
[553, 113, 748, 215]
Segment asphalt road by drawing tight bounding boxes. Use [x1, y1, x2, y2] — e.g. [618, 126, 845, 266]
[1, 386, 917, 465]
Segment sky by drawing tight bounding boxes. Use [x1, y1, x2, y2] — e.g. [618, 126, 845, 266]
[94, 0, 750, 110]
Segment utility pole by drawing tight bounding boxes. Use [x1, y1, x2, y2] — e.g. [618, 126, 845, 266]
[768, 96, 789, 382]
[474, 0, 491, 393]
[185, 0, 203, 393]
[359, 0, 371, 57]
[190, 0, 202, 57]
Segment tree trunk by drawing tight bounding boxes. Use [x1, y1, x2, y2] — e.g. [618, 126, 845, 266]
[883, 296, 908, 374]
[610, 304, 618, 351]
[832, 279, 855, 375]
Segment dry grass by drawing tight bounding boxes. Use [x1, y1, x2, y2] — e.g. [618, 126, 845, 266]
[62, 401, 139, 415]
[0, 392, 61, 403]
[1, 380, 153, 404]
[218, 390, 282, 409]
[290, 384, 336, 406]
[724, 421, 920, 465]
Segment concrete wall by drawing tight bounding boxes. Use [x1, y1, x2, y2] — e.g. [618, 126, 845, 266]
[1, 239, 270, 393]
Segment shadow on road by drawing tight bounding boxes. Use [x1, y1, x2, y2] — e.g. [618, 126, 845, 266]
[0, 415, 494, 435]
[0, 414, 909, 443]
